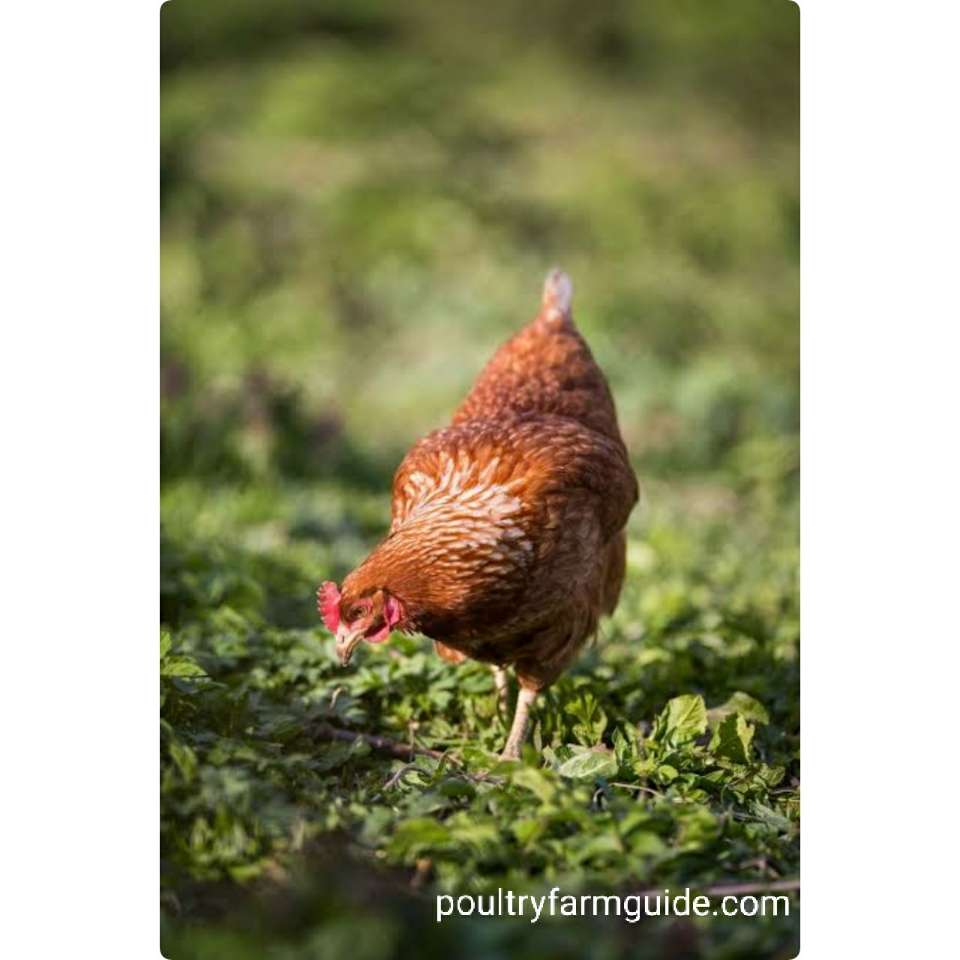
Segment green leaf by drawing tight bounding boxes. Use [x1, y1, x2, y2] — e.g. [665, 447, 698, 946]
[612, 726, 637, 770]
[436, 777, 475, 800]
[447, 818, 499, 849]
[751, 802, 792, 833]
[676, 806, 721, 849]
[564, 691, 608, 746]
[557, 748, 618, 780]
[708, 691, 770, 727]
[512, 818, 545, 846]
[510, 766, 556, 803]
[167, 739, 198, 781]
[628, 831, 668, 857]
[758, 764, 787, 788]
[313, 738, 370, 773]
[161, 656, 206, 678]
[387, 818, 451, 861]
[570, 833, 623, 864]
[711, 712, 755, 763]
[632, 757, 657, 778]
[655, 763, 679, 783]
[658, 694, 708, 744]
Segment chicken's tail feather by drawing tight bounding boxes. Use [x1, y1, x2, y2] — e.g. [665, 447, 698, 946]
[541, 268, 573, 324]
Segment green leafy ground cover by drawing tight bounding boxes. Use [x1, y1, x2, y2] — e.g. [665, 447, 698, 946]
[161, 2, 798, 957]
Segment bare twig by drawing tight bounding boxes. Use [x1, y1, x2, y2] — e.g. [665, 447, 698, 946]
[610, 781, 665, 798]
[632, 878, 800, 898]
[312, 722, 509, 786]
[328, 686, 347, 711]
[313, 722, 446, 760]
[700, 878, 800, 896]
[383, 762, 422, 790]
[411, 857, 433, 890]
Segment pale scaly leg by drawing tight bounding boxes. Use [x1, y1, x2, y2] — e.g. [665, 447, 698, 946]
[492, 665, 510, 714]
[500, 687, 537, 760]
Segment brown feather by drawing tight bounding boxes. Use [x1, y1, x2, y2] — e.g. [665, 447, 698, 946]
[335, 270, 638, 692]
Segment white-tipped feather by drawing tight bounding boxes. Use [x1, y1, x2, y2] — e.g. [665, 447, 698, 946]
[542, 268, 572, 320]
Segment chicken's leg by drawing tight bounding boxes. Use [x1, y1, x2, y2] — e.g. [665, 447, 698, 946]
[492, 665, 510, 714]
[500, 687, 537, 760]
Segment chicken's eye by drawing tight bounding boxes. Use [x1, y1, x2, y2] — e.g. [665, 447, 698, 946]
[346, 602, 368, 621]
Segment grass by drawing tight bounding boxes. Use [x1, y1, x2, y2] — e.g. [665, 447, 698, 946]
[161, 2, 799, 957]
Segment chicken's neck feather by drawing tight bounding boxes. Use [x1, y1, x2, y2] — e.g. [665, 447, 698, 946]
[346, 484, 534, 627]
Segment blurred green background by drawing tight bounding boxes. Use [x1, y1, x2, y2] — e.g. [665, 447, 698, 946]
[161, 1, 799, 958]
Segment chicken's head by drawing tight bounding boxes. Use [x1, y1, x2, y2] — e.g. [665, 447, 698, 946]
[317, 580, 405, 666]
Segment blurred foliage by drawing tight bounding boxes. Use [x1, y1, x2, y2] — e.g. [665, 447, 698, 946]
[161, 1, 798, 958]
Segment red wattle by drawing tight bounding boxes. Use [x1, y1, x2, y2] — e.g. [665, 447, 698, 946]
[384, 594, 402, 629]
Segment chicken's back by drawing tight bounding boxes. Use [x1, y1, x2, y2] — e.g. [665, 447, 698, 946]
[376, 270, 637, 692]
[452, 270, 622, 443]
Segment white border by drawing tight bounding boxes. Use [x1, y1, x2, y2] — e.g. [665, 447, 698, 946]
[802, 0, 958, 955]
[2, 1, 159, 957]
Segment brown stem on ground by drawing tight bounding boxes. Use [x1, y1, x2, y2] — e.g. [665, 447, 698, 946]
[411, 857, 433, 890]
[633, 879, 800, 898]
[313, 722, 446, 760]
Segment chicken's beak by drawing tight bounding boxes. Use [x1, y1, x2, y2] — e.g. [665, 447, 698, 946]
[335, 624, 365, 666]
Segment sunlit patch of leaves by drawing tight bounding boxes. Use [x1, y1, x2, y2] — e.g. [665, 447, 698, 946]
[161, 473, 798, 959]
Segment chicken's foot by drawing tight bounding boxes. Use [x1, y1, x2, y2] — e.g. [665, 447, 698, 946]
[500, 687, 537, 760]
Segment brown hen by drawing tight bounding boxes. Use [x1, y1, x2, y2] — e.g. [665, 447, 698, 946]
[318, 269, 638, 758]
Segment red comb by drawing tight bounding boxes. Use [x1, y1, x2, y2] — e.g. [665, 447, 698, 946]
[317, 581, 341, 633]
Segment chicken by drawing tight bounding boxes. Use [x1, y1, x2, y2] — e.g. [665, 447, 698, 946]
[318, 269, 638, 758]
